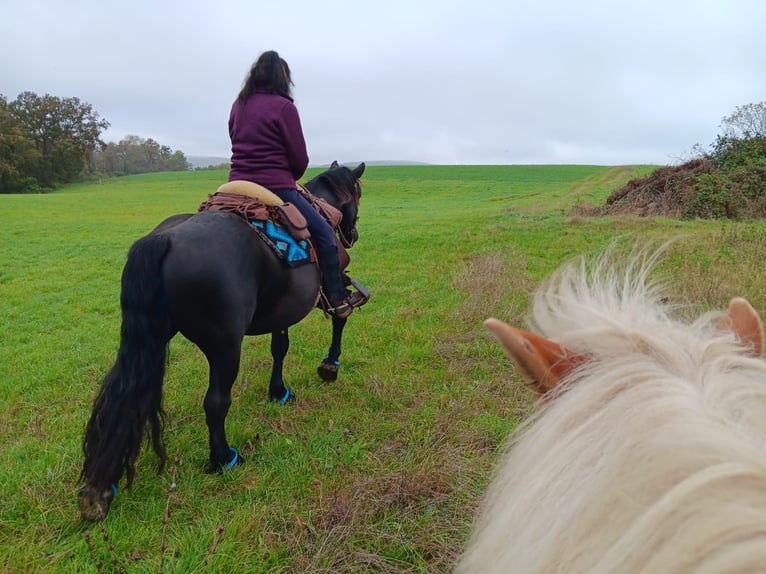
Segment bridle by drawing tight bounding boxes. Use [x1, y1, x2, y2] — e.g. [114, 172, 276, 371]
[337, 179, 361, 248]
[338, 223, 358, 248]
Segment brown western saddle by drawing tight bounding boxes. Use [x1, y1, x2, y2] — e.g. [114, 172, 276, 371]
[198, 181, 367, 310]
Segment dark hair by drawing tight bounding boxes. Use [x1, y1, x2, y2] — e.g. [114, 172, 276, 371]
[237, 50, 293, 102]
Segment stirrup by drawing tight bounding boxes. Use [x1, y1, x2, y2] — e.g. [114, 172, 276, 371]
[329, 291, 368, 318]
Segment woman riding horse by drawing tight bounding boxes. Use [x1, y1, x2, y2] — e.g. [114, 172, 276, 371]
[229, 50, 367, 318]
[78, 160, 367, 521]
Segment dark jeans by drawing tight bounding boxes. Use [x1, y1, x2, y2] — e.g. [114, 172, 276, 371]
[272, 188, 336, 249]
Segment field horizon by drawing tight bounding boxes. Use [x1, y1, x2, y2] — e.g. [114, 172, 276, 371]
[2, 164, 765, 572]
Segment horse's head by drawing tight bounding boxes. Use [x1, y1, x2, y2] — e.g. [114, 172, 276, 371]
[306, 161, 365, 247]
[458, 246, 766, 574]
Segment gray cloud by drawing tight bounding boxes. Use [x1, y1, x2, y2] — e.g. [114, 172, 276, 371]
[3, 0, 764, 165]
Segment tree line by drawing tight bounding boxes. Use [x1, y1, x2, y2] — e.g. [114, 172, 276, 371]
[91, 135, 191, 177]
[1, 91, 191, 193]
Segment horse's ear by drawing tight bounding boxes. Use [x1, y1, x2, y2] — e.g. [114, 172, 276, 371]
[331, 160, 339, 168]
[352, 162, 365, 179]
[715, 297, 764, 357]
[484, 318, 586, 396]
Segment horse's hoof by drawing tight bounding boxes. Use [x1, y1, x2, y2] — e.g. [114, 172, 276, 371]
[208, 447, 245, 473]
[270, 387, 295, 405]
[318, 359, 340, 382]
[78, 485, 115, 521]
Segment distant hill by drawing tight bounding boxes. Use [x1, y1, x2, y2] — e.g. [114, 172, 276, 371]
[187, 156, 229, 169]
[187, 157, 431, 170]
[316, 160, 431, 167]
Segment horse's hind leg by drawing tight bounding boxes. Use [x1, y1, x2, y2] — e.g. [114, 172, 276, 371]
[269, 329, 294, 404]
[318, 315, 347, 382]
[203, 344, 244, 471]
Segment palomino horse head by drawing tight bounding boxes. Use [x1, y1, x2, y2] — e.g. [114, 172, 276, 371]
[457, 245, 766, 573]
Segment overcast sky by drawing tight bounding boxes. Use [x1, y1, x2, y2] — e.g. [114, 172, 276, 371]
[2, 0, 765, 166]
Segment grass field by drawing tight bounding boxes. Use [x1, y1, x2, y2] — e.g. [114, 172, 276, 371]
[2, 165, 766, 573]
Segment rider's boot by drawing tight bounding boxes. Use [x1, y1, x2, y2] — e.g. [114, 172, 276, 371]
[317, 246, 367, 319]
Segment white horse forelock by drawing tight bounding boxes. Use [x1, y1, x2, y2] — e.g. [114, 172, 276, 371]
[456, 246, 766, 573]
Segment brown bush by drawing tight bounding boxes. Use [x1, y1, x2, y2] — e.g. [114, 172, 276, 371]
[601, 159, 714, 218]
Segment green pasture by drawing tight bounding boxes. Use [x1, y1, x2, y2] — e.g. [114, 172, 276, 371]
[2, 165, 766, 573]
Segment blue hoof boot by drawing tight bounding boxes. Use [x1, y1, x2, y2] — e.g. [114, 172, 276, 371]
[225, 447, 242, 471]
[278, 388, 293, 405]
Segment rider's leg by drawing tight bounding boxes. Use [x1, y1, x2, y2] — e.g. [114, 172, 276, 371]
[272, 189, 365, 318]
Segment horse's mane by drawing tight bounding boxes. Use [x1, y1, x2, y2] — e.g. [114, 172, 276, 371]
[457, 245, 766, 573]
[306, 166, 361, 206]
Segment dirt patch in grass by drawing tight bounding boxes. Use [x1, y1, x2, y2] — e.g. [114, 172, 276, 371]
[296, 447, 462, 572]
[450, 251, 533, 326]
[442, 251, 535, 387]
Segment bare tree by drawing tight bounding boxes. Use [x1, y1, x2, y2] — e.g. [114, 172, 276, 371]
[720, 102, 766, 139]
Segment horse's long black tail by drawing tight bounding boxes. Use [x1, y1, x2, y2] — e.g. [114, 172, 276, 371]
[81, 233, 174, 490]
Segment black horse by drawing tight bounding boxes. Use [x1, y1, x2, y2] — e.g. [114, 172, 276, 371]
[79, 162, 366, 521]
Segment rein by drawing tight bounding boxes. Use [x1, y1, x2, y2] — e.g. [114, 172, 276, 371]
[337, 225, 357, 249]
[297, 183, 358, 248]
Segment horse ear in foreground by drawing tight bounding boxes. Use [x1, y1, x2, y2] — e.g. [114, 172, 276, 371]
[78, 163, 368, 521]
[456, 247, 766, 574]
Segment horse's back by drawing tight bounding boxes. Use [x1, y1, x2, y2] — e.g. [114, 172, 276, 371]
[149, 213, 194, 234]
[158, 211, 319, 341]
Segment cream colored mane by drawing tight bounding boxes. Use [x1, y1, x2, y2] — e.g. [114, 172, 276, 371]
[456, 246, 766, 573]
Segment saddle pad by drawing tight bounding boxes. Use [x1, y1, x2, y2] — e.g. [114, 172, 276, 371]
[251, 219, 312, 267]
[217, 181, 283, 206]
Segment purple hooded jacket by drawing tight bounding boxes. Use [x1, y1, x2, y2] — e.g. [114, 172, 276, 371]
[228, 91, 309, 190]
